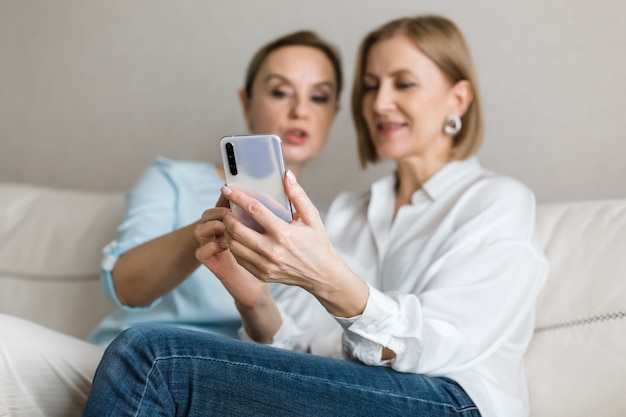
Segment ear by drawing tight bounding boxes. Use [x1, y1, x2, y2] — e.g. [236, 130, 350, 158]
[333, 101, 340, 119]
[450, 80, 473, 117]
[238, 88, 254, 131]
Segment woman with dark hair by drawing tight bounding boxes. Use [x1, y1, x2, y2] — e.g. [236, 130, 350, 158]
[0, 30, 342, 417]
[90, 29, 343, 346]
[83, 15, 546, 417]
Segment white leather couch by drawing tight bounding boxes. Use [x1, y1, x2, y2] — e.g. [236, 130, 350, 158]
[1, 182, 625, 416]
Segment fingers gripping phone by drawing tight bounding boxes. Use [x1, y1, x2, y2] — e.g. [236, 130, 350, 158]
[219, 134, 293, 233]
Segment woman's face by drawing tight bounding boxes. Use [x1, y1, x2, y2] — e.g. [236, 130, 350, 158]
[361, 35, 460, 165]
[241, 45, 338, 169]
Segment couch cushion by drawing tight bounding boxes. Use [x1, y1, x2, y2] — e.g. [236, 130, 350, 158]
[527, 199, 626, 417]
[0, 183, 124, 338]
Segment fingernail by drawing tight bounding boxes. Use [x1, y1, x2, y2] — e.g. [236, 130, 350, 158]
[221, 186, 232, 196]
[286, 169, 297, 185]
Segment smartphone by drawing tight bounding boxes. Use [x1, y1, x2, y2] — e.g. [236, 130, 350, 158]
[219, 134, 292, 233]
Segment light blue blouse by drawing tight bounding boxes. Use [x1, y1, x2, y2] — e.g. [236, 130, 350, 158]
[88, 157, 241, 346]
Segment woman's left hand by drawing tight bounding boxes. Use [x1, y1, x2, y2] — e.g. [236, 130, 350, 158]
[221, 171, 370, 317]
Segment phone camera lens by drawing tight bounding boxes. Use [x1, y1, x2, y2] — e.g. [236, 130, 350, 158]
[225, 142, 237, 175]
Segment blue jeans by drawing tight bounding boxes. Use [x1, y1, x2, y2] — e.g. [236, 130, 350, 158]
[82, 326, 481, 417]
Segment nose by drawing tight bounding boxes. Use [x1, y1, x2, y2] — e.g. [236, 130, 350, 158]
[289, 95, 309, 119]
[372, 82, 395, 114]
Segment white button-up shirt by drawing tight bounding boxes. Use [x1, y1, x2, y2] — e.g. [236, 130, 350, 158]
[267, 157, 547, 417]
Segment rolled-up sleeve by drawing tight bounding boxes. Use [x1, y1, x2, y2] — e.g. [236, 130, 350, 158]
[100, 158, 179, 310]
[338, 238, 547, 374]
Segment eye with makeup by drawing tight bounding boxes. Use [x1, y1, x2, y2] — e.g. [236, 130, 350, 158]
[393, 72, 417, 90]
[311, 94, 329, 104]
[265, 76, 294, 100]
[270, 85, 293, 99]
[361, 74, 380, 93]
[395, 80, 416, 90]
[311, 86, 333, 105]
[363, 83, 378, 93]
[362, 76, 379, 93]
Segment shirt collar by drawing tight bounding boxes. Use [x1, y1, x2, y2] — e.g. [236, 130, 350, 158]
[421, 157, 484, 201]
[370, 157, 485, 205]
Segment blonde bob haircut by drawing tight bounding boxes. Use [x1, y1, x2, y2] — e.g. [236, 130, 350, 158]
[351, 15, 484, 167]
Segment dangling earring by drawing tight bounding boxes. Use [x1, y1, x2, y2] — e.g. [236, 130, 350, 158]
[443, 115, 462, 136]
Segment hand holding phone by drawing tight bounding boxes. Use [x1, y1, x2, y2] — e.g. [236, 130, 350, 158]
[219, 134, 292, 233]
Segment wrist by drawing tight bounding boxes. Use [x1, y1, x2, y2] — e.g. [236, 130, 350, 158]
[314, 271, 370, 318]
[235, 286, 281, 344]
[234, 283, 273, 311]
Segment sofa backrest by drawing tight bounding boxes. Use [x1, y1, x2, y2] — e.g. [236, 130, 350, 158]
[1, 182, 625, 416]
[527, 199, 626, 417]
[0, 183, 124, 339]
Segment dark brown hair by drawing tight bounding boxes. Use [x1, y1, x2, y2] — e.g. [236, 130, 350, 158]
[352, 15, 484, 167]
[244, 30, 343, 102]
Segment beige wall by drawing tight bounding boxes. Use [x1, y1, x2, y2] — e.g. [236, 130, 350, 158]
[1, 0, 625, 211]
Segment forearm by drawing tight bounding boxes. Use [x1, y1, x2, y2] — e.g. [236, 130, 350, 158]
[112, 222, 201, 306]
[307, 258, 370, 319]
[235, 287, 282, 344]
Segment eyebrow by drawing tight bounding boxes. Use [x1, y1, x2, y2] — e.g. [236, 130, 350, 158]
[364, 69, 415, 79]
[263, 74, 335, 90]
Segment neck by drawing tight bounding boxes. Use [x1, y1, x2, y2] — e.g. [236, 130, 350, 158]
[393, 151, 452, 214]
[394, 138, 453, 205]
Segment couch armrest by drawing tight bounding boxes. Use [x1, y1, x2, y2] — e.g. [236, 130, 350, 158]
[0, 183, 125, 339]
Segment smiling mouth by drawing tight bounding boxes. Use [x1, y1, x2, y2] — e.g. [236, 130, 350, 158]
[376, 122, 406, 133]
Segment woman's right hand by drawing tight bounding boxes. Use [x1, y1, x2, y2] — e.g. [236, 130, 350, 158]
[194, 202, 267, 308]
[219, 172, 370, 319]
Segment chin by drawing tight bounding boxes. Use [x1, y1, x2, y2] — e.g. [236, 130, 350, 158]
[374, 146, 398, 160]
[375, 141, 413, 159]
[284, 147, 317, 163]
[283, 151, 309, 166]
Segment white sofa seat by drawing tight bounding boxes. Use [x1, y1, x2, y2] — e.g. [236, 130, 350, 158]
[0, 182, 624, 416]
